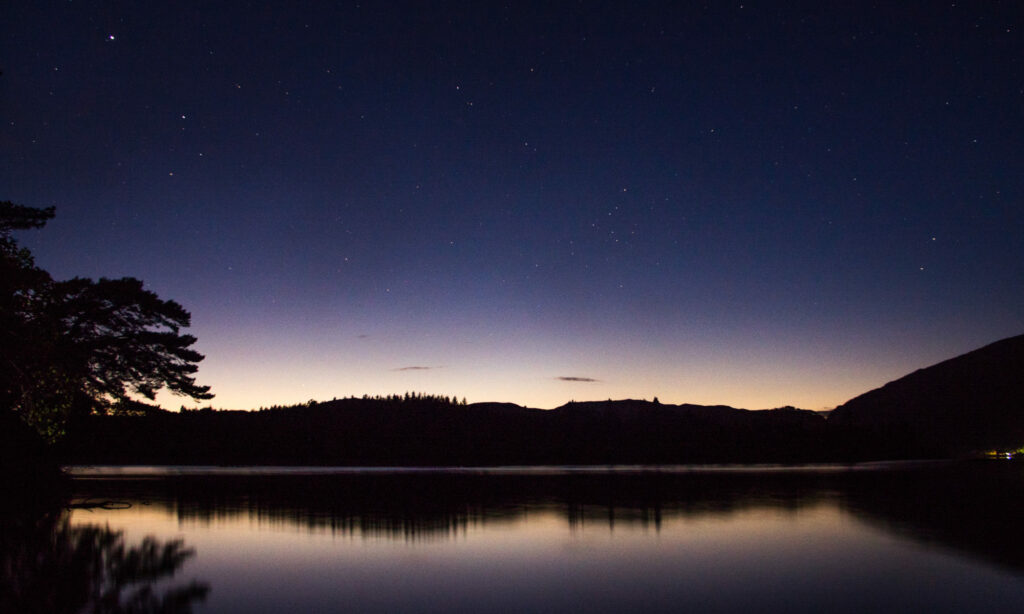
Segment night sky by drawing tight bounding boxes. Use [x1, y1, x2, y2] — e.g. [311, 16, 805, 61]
[3, 2, 1022, 411]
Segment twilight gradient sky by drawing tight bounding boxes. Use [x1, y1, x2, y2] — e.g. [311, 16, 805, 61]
[3, 2, 1022, 411]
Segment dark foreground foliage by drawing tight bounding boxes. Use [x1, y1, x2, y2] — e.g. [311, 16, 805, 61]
[1, 201, 212, 443]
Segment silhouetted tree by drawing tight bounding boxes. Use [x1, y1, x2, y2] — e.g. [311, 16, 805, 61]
[1, 202, 212, 441]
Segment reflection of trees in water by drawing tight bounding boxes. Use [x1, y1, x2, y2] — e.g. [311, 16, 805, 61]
[73, 471, 835, 541]
[66, 465, 1024, 574]
[0, 509, 208, 614]
[63, 465, 1024, 573]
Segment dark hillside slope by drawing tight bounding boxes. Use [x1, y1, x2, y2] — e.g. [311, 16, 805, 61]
[829, 334, 1024, 456]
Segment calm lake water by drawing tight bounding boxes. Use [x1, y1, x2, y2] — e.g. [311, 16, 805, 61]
[8, 462, 1024, 613]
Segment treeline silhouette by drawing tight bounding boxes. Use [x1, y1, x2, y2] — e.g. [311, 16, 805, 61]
[59, 396, 864, 465]
[244, 392, 468, 413]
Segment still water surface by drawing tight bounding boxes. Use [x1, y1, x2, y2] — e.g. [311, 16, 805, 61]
[27, 463, 1024, 612]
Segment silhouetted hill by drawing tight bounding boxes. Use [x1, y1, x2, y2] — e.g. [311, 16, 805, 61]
[466, 402, 536, 418]
[552, 399, 748, 423]
[829, 334, 1024, 457]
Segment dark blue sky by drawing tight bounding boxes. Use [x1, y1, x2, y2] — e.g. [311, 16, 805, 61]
[3, 2, 1022, 409]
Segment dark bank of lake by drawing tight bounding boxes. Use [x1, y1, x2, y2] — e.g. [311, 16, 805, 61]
[6, 461, 1024, 613]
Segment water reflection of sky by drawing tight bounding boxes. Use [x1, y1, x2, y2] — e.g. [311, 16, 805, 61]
[67, 469, 1024, 614]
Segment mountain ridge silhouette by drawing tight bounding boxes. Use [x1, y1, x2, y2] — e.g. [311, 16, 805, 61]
[54, 333, 1024, 464]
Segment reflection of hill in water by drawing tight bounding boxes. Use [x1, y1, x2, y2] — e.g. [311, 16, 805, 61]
[70, 463, 1024, 570]
[837, 462, 1024, 573]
